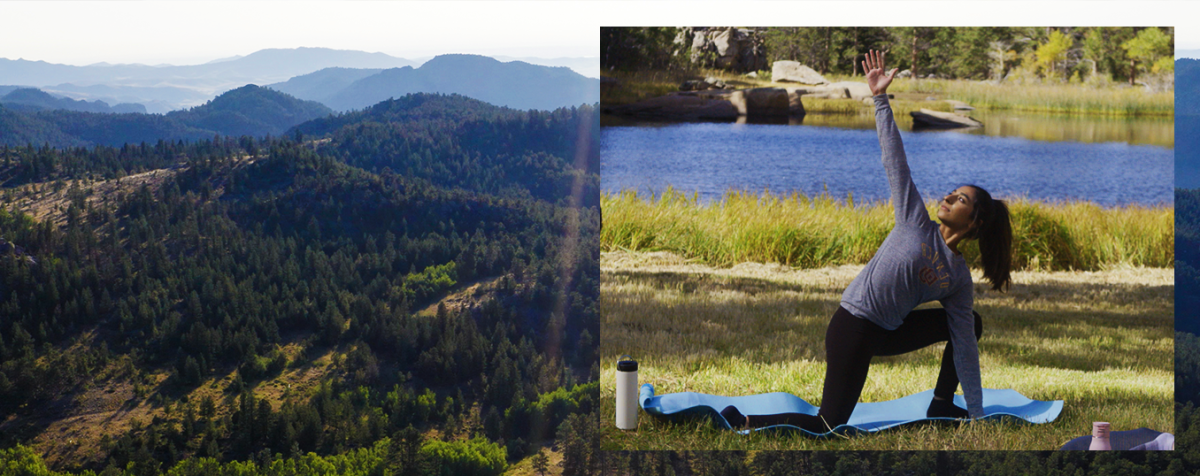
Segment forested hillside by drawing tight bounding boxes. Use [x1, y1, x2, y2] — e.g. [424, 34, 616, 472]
[0, 93, 600, 475]
[294, 94, 600, 205]
[0, 86, 332, 148]
[0, 88, 146, 114]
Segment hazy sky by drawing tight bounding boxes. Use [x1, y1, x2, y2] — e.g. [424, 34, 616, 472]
[0, 1, 601, 66]
[0, 1, 1192, 66]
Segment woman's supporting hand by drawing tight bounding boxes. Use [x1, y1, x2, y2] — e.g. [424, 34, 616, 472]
[863, 49, 899, 97]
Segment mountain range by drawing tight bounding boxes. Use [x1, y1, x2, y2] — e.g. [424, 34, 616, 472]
[1, 48, 598, 113]
[269, 54, 599, 112]
[0, 88, 146, 114]
[0, 85, 331, 147]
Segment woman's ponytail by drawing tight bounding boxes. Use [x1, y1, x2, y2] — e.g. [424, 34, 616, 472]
[966, 185, 1012, 292]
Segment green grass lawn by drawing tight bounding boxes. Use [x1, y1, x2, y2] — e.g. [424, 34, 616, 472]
[598, 251, 1173, 450]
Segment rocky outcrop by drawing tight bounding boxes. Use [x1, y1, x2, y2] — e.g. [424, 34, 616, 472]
[0, 238, 36, 265]
[602, 92, 740, 120]
[787, 89, 806, 116]
[910, 109, 983, 129]
[603, 87, 798, 119]
[771, 61, 829, 85]
[728, 88, 790, 116]
[825, 82, 873, 100]
[680, 77, 728, 91]
[674, 27, 767, 73]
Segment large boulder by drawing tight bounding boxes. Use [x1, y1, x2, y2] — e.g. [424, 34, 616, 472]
[785, 85, 850, 100]
[825, 81, 873, 100]
[676, 27, 767, 73]
[910, 109, 983, 129]
[728, 88, 789, 116]
[787, 89, 806, 116]
[772, 61, 829, 85]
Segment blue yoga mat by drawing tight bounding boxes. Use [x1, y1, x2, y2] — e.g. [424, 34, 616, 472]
[640, 383, 1063, 437]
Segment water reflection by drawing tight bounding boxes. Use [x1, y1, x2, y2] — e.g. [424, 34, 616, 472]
[602, 111, 1174, 148]
[600, 119, 1172, 206]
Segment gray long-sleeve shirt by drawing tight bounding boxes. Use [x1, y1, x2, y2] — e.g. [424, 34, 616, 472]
[839, 94, 984, 418]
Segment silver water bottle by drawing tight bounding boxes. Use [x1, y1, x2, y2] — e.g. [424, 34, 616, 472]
[615, 355, 638, 430]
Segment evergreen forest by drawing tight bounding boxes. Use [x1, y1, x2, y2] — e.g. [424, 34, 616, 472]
[0, 93, 601, 475]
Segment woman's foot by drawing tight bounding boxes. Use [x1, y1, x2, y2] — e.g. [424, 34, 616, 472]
[926, 397, 970, 419]
[720, 405, 748, 428]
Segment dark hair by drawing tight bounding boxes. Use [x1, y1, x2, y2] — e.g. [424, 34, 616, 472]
[964, 185, 1012, 292]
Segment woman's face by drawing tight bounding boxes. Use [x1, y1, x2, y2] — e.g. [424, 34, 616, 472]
[938, 186, 978, 230]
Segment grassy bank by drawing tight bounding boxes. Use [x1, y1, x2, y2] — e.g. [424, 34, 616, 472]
[601, 70, 1174, 116]
[598, 251, 1173, 450]
[887, 78, 1173, 116]
[601, 189, 1174, 271]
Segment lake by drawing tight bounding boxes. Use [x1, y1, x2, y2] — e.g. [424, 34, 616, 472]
[601, 112, 1174, 207]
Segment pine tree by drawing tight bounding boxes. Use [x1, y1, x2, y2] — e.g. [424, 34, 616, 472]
[533, 449, 550, 476]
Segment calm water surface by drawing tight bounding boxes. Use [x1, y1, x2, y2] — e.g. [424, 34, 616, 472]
[601, 112, 1173, 207]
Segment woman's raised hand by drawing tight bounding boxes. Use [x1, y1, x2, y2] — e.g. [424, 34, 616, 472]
[863, 49, 899, 97]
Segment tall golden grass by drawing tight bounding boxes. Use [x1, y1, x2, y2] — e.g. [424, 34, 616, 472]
[888, 78, 1174, 116]
[601, 189, 1173, 271]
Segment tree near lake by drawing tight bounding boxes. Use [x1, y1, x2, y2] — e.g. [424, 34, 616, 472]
[1122, 27, 1174, 85]
[611, 27, 1171, 87]
[1033, 30, 1074, 81]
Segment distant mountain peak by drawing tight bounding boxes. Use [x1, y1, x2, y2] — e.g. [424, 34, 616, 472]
[169, 83, 333, 137]
[205, 55, 244, 64]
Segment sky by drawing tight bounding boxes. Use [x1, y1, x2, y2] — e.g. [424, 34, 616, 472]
[0, 1, 600, 66]
[0, 0, 1193, 66]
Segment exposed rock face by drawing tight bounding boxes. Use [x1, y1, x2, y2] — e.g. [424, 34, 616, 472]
[771, 61, 829, 85]
[910, 109, 983, 129]
[674, 27, 767, 73]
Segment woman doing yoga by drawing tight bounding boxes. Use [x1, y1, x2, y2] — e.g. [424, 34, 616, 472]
[722, 50, 1013, 433]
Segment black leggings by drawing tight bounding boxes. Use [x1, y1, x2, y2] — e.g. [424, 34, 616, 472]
[748, 305, 982, 432]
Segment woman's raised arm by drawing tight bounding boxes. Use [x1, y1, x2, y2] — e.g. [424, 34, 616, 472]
[865, 50, 926, 226]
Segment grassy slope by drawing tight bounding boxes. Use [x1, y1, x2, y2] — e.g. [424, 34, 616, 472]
[598, 251, 1172, 450]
